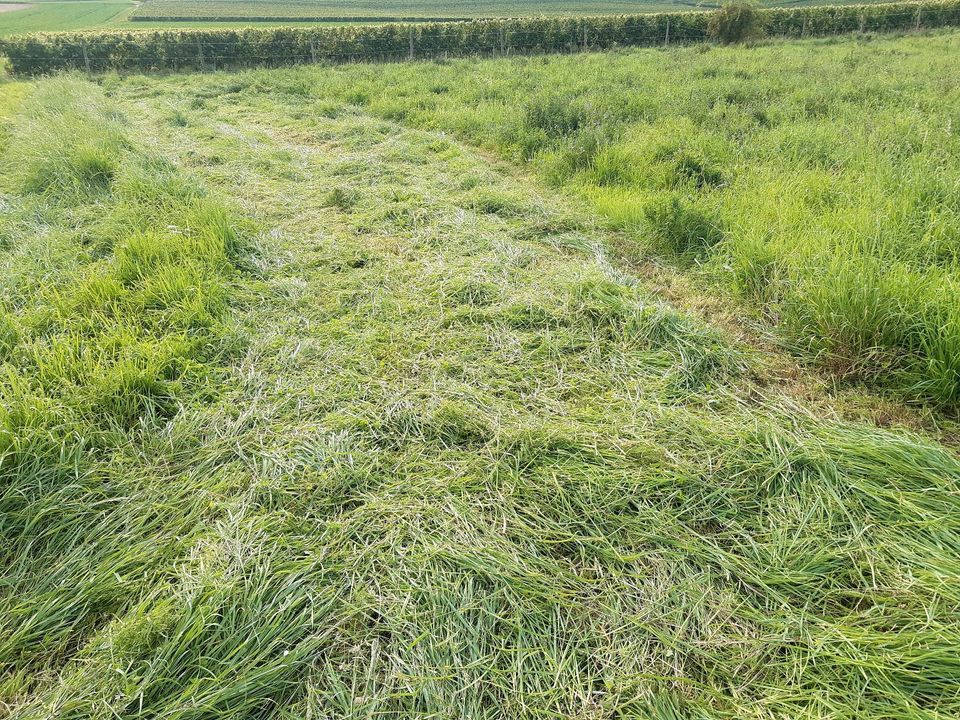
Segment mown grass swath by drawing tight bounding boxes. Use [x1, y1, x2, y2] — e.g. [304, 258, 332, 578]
[2, 0, 960, 73]
[238, 29, 960, 408]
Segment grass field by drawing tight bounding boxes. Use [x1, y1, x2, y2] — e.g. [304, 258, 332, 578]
[0, 0, 136, 34]
[128, 0, 708, 21]
[0, 0, 905, 35]
[283, 29, 960, 408]
[2, 28, 960, 720]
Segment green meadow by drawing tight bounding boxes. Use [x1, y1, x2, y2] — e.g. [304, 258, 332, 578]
[293, 30, 960, 407]
[1, 26, 960, 720]
[0, 1, 133, 35]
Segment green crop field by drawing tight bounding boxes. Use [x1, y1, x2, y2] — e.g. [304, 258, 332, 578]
[2, 23, 960, 720]
[0, 0, 134, 34]
[1, 0, 702, 37]
[0, 0, 903, 35]
[0, 0, 340, 36]
[128, 0, 900, 21]
[129, 0, 708, 21]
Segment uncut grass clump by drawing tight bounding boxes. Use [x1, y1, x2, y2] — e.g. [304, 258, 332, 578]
[0, 76, 253, 707]
[0, 80, 250, 443]
[4, 77, 129, 199]
[644, 194, 725, 259]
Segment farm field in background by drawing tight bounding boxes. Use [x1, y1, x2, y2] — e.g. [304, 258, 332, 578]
[127, 0, 917, 22]
[0, 7, 391, 35]
[128, 0, 709, 21]
[0, 0, 909, 35]
[0, 0, 372, 34]
[0, 0, 132, 34]
[2, 20, 960, 720]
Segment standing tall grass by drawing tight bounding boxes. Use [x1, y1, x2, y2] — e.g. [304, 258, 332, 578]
[0, 76, 252, 707]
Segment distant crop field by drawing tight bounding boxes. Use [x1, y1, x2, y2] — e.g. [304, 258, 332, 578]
[0, 0, 132, 34]
[129, 0, 708, 21]
[127, 0, 893, 21]
[0, 0, 912, 35]
[3, 0, 708, 36]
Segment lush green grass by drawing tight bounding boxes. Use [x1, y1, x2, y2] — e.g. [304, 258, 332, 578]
[219, 29, 960, 408]
[3, 37, 960, 717]
[0, 76, 253, 710]
[0, 1, 134, 35]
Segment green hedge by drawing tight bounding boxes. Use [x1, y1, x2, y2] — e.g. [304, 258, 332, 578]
[1, 1, 958, 74]
[765, 0, 959, 34]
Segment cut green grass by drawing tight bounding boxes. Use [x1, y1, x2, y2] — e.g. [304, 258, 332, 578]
[183, 29, 960, 409]
[2, 58, 960, 717]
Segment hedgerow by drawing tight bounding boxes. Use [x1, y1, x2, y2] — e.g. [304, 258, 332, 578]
[1, 0, 958, 74]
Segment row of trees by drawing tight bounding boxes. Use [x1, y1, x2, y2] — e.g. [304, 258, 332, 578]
[1, 0, 958, 74]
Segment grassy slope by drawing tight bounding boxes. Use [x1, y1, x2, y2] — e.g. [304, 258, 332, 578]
[231, 30, 960, 410]
[2, 53, 960, 718]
